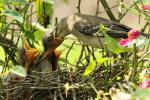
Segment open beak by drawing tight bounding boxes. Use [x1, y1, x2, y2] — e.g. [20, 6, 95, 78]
[39, 37, 64, 62]
[24, 40, 40, 71]
[54, 49, 64, 60]
[23, 37, 63, 72]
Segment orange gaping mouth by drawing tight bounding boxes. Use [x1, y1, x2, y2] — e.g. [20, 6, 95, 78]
[23, 37, 64, 71]
[24, 39, 40, 71]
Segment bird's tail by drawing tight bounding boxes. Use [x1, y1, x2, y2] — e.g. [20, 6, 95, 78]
[142, 32, 150, 37]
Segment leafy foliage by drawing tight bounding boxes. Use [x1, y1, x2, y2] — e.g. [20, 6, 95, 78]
[2, 0, 27, 5]
[134, 88, 150, 100]
[104, 33, 130, 53]
[0, 0, 150, 99]
[1, 9, 23, 23]
[99, 25, 130, 54]
[0, 65, 26, 77]
[10, 65, 27, 77]
[36, 0, 54, 25]
[133, 0, 150, 3]
[83, 58, 109, 76]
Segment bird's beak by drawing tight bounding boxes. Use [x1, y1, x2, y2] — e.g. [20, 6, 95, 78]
[54, 50, 64, 60]
[24, 40, 40, 71]
[40, 37, 64, 62]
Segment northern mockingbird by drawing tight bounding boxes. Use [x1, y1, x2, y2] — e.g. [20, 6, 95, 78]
[48, 13, 149, 48]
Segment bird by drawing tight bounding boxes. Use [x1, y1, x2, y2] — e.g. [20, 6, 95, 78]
[48, 13, 149, 48]
[20, 37, 63, 76]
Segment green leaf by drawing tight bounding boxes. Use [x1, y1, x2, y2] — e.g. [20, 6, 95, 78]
[134, 88, 150, 100]
[0, 60, 4, 65]
[104, 32, 130, 54]
[2, 10, 23, 23]
[36, 0, 43, 17]
[0, 65, 11, 77]
[10, 65, 27, 77]
[96, 58, 110, 64]
[0, 0, 4, 11]
[83, 61, 96, 76]
[25, 31, 36, 42]
[43, 1, 53, 16]
[43, 0, 54, 4]
[36, 0, 53, 24]
[132, 0, 150, 4]
[34, 29, 44, 40]
[0, 65, 3, 74]
[0, 22, 11, 33]
[2, 0, 27, 5]
[83, 58, 109, 76]
[0, 47, 5, 62]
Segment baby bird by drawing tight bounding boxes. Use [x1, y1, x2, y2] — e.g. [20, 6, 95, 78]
[20, 37, 63, 77]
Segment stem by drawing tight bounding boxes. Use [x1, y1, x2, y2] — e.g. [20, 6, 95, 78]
[118, 3, 136, 21]
[100, 0, 116, 21]
[130, 43, 138, 83]
[0, 77, 4, 98]
[95, 0, 100, 16]
[76, 0, 81, 13]
[76, 45, 85, 67]
[65, 41, 75, 67]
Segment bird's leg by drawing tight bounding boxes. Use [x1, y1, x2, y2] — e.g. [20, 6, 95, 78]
[76, 45, 85, 67]
[85, 45, 91, 65]
[91, 47, 96, 61]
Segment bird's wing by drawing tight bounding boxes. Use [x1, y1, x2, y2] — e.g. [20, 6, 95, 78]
[73, 14, 131, 38]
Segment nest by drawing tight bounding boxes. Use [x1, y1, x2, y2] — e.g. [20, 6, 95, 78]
[2, 63, 125, 100]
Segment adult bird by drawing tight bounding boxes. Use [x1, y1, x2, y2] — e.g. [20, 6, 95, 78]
[48, 13, 149, 48]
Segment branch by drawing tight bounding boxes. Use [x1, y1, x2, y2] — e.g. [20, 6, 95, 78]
[95, 0, 100, 16]
[76, 0, 81, 13]
[100, 0, 116, 21]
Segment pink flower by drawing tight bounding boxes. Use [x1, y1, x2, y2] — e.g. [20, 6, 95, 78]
[128, 29, 140, 41]
[119, 29, 141, 47]
[119, 38, 130, 47]
[140, 79, 150, 88]
[142, 5, 150, 10]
